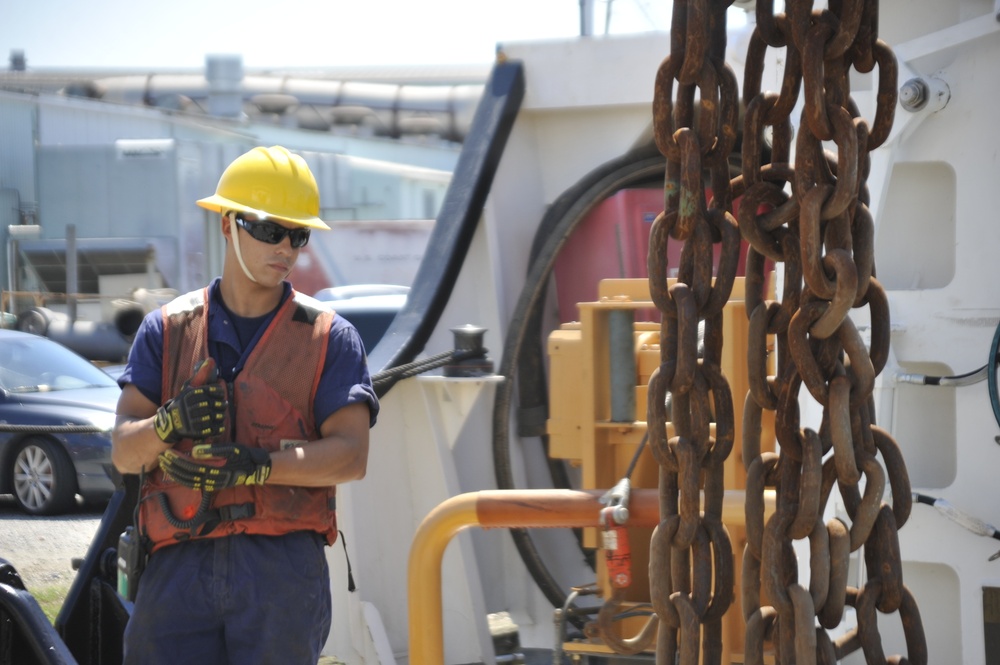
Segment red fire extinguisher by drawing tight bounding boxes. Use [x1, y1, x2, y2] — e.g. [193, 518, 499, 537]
[600, 505, 632, 589]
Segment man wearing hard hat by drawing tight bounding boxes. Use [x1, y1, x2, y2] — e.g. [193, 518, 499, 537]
[112, 146, 378, 664]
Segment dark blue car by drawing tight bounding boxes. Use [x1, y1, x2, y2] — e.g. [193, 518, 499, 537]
[313, 284, 408, 351]
[0, 329, 119, 514]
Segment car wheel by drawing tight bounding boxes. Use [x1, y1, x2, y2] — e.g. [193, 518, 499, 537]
[10, 437, 77, 515]
[15, 308, 50, 336]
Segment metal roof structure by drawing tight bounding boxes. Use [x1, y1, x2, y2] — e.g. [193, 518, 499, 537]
[16, 237, 158, 296]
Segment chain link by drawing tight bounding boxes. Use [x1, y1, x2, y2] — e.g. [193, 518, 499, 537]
[644, 0, 926, 663]
[648, 0, 739, 662]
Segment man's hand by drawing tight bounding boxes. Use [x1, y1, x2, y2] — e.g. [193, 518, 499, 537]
[153, 359, 227, 444]
[159, 444, 271, 492]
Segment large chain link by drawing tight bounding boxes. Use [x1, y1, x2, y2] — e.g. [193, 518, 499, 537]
[647, 1, 927, 663]
[647, 0, 740, 662]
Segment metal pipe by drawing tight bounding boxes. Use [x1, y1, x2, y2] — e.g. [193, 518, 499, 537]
[65, 224, 76, 324]
[22, 307, 132, 361]
[7, 224, 41, 317]
[408, 488, 772, 664]
[6, 234, 15, 316]
[86, 72, 486, 141]
[409, 490, 478, 665]
[609, 309, 636, 422]
[579, 0, 595, 36]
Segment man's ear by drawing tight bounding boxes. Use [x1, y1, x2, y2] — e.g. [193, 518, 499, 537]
[221, 212, 233, 241]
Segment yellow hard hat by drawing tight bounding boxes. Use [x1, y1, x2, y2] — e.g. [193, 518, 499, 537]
[196, 145, 330, 230]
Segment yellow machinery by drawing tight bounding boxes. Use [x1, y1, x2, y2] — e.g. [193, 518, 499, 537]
[547, 277, 773, 661]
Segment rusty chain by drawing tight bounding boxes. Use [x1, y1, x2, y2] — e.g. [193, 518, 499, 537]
[642, 0, 740, 661]
[639, 0, 927, 663]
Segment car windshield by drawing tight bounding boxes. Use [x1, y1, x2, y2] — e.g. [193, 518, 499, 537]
[0, 335, 119, 392]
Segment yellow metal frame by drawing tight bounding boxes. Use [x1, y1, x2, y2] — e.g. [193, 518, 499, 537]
[546, 277, 775, 658]
[407, 276, 776, 663]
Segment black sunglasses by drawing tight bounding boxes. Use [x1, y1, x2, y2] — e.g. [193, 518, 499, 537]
[233, 213, 311, 249]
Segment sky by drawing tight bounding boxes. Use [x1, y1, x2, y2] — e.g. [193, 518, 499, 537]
[2, 0, 676, 71]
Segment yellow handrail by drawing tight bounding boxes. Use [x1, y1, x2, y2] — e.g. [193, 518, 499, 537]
[407, 488, 770, 663]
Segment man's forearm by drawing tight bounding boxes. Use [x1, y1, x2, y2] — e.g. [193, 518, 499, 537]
[112, 415, 172, 474]
[267, 435, 369, 487]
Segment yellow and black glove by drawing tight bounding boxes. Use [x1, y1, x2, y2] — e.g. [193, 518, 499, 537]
[159, 444, 272, 492]
[153, 358, 227, 444]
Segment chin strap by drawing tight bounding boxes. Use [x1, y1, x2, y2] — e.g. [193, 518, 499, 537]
[227, 212, 259, 284]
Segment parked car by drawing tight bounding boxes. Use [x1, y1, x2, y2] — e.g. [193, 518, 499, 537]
[313, 284, 408, 352]
[0, 329, 120, 515]
[101, 363, 127, 382]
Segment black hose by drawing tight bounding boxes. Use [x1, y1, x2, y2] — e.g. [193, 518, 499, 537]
[988, 317, 1000, 430]
[156, 491, 213, 530]
[492, 142, 666, 618]
[899, 365, 987, 386]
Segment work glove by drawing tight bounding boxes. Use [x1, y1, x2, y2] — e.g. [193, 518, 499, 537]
[153, 358, 227, 444]
[159, 443, 272, 492]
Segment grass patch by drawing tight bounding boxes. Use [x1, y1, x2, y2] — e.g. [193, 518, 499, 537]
[27, 582, 72, 623]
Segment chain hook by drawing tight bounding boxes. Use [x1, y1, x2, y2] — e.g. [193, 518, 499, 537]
[599, 477, 631, 526]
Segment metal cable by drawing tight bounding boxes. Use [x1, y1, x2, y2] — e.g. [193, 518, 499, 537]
[0, 424, 105, 433]
[370, 348, 482, 397]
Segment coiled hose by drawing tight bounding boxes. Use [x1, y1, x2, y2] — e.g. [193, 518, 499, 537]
[491, 143, 666, 621]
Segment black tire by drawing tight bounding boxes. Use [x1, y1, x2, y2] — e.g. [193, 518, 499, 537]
[9, 437, 77, 515]
[16, 308, 50, 336]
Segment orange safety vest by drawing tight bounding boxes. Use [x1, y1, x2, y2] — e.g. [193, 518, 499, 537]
[139, 287, 339, 553]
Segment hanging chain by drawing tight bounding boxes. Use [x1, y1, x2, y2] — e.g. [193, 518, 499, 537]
[647, 0, 927, 663]
[739, 0, 927, 662]
[648, 0, 741, 662]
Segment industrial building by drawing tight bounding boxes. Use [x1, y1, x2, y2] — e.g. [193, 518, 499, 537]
[0, 51, 487, 358]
